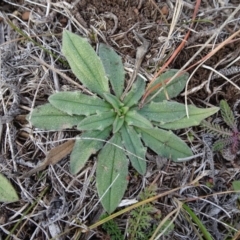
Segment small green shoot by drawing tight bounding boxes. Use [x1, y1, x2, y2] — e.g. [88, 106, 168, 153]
[128, 185, 174, 239]
[202, 100, 240, 161]
[100, 213, 124, 240]
[28, 30, 219, 213]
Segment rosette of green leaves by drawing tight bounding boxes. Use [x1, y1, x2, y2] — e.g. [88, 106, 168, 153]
[28, 30, 219, 214]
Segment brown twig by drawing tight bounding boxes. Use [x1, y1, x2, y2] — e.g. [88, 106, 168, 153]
[140, 0, 201, 105]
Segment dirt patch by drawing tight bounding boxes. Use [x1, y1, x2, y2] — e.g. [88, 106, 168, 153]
[75, 0, 172, 67]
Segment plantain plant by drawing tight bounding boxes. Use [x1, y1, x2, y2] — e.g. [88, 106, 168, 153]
[28, 30, 219, 213]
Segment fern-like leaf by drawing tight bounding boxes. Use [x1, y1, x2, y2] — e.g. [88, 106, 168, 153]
[213, 138, 229, 151]
[128, 186, 156, 240]
[202, 120, 232, 138]
[101, 214, 124, 240]
[220, 100, 236, 130]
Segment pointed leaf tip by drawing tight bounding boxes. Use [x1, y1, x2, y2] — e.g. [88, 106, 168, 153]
[62, 30, 109, 97]
[159, 106, 219, 130]
[98, 43, 125, 98]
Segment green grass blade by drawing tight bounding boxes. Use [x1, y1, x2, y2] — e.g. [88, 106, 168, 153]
[182, 203, 214, 240]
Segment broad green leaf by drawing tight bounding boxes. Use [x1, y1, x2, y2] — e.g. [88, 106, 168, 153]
[49, 92, 111, 116]
[125, 110, 152, 129]
[138, 101, 186, 123]
[158, 106, 219, 130]
[123, 76, 146, 107]
[113, 115, 125, 133]
[121, 125, 146, 175]
[146, 69, 189, 102]
[77, 111, 115, 131]
[103, 92, 123, 112]
[98, 43, 125, 98]
[28, 103, 84, 130]
[62, 30, 109, 97]
[0, 173, 19, 203]
[139, 127, 192, 161]
[70, 128, 111, 174]
[96, 133, 128, 214]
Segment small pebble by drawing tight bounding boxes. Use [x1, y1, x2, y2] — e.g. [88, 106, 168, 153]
[22, 11, 30, 21]
[161, 5, 169, 16]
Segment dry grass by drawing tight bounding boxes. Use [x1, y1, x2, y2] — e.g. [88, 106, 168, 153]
[1, 0, 240, 239]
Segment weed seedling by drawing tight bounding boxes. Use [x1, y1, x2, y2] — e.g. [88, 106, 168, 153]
[28, 30, 218, 213]
[202, 100, 240, 161]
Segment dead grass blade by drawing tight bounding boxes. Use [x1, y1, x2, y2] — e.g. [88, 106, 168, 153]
[19, 140, 75, 178]
[141, 0, 201, 104]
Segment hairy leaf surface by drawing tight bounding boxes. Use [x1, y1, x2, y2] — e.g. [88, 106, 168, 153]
[139, 127, 192, 160]
[49, 92, 111, 116]
[138, 101, 186, 123]
[70, 128, 111, 174]
[28, 103, 84, 130]
[77, 111, 115, 131]
[62, 30, 109, 97]
[125, 110, 152, 129]
[113, 115, 125, 133]
[96, 133, 128, 214]
[146, 70, 189, 102]
[158, 106, 219, 130]
[220, 100, 236, 129]
[123, 76, 145, 107]
[103, 92, 123, 112]
[98, 43, 125, 98]
[0, 173, 19, 203]
[121, 125, 146, 175]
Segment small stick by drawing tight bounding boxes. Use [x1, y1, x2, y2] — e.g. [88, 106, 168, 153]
[121, 31, 150, 100]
